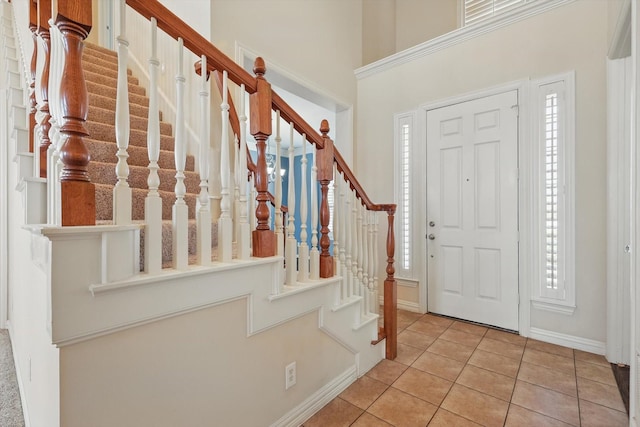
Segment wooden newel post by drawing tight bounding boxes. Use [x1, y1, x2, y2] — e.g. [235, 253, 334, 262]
[54, 1, 95, 226]
[28, 0, 37, 153]
[250, 57, 275, 256]
[317, 120, 334, 278]
[37, 0, 51, 176]
[384, 208, 397, 360]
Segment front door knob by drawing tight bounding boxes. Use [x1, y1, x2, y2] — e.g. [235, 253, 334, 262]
[428, 234, 436, 240]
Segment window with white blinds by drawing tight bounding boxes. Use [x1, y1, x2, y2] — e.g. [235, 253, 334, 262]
[463, 0, 529, 26]
[395, 112, 415, 277]
[531, 73, 575, 312]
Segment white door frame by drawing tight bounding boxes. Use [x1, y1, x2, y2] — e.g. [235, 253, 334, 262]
[418, 80, 531, 335]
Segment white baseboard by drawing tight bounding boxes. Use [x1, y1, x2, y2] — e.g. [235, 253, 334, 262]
[271, 365, 357, 427]
[7, 321, 31, 427]
[378, 297, 421, 313]
[529, 327, 606, 355]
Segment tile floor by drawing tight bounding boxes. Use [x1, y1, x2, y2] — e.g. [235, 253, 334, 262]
[302, 310, 628, 427]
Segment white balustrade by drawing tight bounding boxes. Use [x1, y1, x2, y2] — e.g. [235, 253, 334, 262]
[337, 171, 347, 301]
[218, 70, 232, 262]
[367, 210, 375, 314]
[47, 21, 62, 225]
[310, 147, 319, 279]
[357, 201, 365, 317]
[361, 203, 370, 315]
[351, 191, 359, 299]
[172, 37, 188, 270]
[343, 180, 352, 299]
[285, 123, 297, 286]
[196, 54, 212, 266]
[372, 211, 380, 315]
[144, 18, 163, 274]
[274, 110, 284, 258]
[298, 134, 309, 282]
[113, 0, 132, 226]
[237, 84, 250, 259]
[334, 170, 343, 301]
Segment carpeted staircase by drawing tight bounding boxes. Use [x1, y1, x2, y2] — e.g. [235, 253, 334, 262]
[83, 43, 217, 267]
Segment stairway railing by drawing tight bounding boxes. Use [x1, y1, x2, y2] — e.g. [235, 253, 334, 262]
[31, 0, 397, 359]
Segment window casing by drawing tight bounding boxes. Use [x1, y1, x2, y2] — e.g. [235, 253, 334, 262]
[395, 112, 416, 278]
[531, 72, 575, 313]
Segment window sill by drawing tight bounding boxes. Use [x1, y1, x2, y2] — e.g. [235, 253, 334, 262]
[531, 298, 576, 315]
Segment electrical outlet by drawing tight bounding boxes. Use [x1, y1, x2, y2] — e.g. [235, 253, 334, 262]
[285, 361, 296, 390]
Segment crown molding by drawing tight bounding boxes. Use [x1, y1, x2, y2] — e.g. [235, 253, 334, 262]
[355, 0, 575, 80]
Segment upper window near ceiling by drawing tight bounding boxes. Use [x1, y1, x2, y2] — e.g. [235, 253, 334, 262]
[463, 0, 531, 26]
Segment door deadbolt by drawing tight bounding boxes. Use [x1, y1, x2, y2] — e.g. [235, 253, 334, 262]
[429, 221, 435, 227]
[428, 234, 436, 240]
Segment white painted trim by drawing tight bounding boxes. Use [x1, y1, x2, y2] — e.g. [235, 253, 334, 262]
[7, 321, 32, 427]
[418, 80, 529, 333]
[529, 327, 606, 355]
[355, 0, 575, 80]
[608, 0, 631, 60]
[630, 0, 640, 423]
[606, 56, 632, 365]
[396, 278, 418, 289]
[270, 365, 357, 427]
[0, 90, 8, 329]
[531, 299, 575, 315]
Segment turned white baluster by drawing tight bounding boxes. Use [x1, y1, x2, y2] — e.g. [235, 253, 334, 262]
[233, 135, 240, 244]
[372, 211, 380, 315]
[338, 172, 347, 300]
[144, 18, 162, 274]
[172, 37, 188, 270]
[310, 147, 320, 280]
[218, 70, 232, 262]
[47, 21, 62, 225]
[334, 170, 344, 301]
[361, 204, 370, 315]
[113, 0, 131, 225]
[285, 123, 297, 286]
[197, 54, 212, 266]
[274, 110, 284, 259]
[351, 192, 360, 298]
[237, 84, 250, 259]
[357, 201, 365, 316]
[367, 210, 375, 314]
[344, 184, 352, 298]
[250, 173, 257, 237]
[298, 134, 309, 282]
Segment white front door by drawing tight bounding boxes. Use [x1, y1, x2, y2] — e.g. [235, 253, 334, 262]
[426, 90, 519, 330]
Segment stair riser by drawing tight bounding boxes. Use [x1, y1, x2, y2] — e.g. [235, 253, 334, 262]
[82, 53, 129, 75]
[85, 66, 139, 86]
[86, 80, 149, 107]
[85, 71, 145, 96]
[86, 121, 175, 151]
[89, 161, 201, 194]
[89, 93, 154, 120]
[88, 105, 172, 136]
[84, 43, 118, 60]
[86, 139, 195, 172]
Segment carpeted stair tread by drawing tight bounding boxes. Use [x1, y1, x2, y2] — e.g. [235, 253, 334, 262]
[88, 104, 172, 136]
[89, 161, 201, 194]
[86, 120, 175, 151]
[86, 80, 149, 106]
[89, 92, 157, 120]
[81, 52, 129, 75]
[85, 139, 195, 172]
[85, 42, 117, 59]
[95, 183, 197, 221]
[83, 61, 122, 81]
[84, 69, 144, 96]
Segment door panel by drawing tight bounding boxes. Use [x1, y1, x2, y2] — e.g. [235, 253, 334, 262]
[427, 90, 519, 330]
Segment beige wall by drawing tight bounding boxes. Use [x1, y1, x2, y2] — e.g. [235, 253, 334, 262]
[211, 0, 363, 107]
[357, 0, 609, 341]
[60, 299, 354, 427]
[363, 0, 396, 64]
[395, 0, 458, 52]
